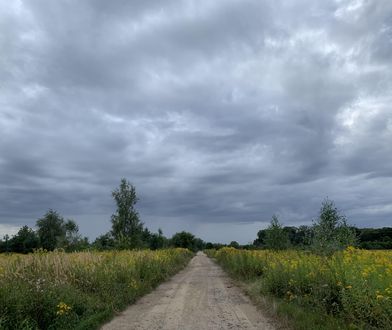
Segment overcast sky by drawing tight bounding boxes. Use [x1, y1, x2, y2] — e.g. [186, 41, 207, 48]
[1, 0, 391, 243]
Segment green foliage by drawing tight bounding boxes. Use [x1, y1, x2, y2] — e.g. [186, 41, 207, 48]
[149, 229, 168, 250]
[7, 226, 39, 254]
[36, 209, 66, 251]
[229, 241, 240, 248]
[35, 210, 88, 252]
[62, 220, 89, 252]
[205, 242, 214, 249]
[254, 224, 392, 251]
[312, 199, 357, 255]
[92, 233, 115, 250]
[111, 178, 143, 249]
[255, 224, 312, 250]
[295, 225, 314, 247]
[170, 231, 204, 252]
[264, 215, 291, 250]
[358, 227, 392, 249]
[171, 231, 195, 250]
[253, 229, 266, 247]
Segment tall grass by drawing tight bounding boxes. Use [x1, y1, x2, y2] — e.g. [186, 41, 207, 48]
[0, 248, 193, 329]
[206, 247, 392, 329]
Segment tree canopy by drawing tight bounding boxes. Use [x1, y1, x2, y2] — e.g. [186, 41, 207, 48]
[111, 178, 144, 249]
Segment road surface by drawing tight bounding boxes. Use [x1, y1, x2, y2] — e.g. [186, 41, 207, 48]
[102, 252, 276, 330]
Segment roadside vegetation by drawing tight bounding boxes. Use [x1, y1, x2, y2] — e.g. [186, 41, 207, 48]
[0, 248, 192, 329]
[207, 247, 392, 329]
[206, 200, 392, 329]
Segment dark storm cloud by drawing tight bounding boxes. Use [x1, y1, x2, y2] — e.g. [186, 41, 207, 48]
[1, 0, 392, 242]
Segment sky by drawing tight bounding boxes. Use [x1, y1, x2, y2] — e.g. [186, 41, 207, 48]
[1, 0, 392, 244]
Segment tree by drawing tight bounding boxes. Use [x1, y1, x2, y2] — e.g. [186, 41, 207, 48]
[93, 233, 115, 250]
[0, 235, 10, 253]
[357, 227, 392, 249]
[149, 228, 167, 250]
[229, 241, 240, 248]
[253, 229, 267, 247]
[295, 225, 313, 247]
[264, 215, 290, 250]
[111, 178, 143, 249]
[36, 209, 66, 251]
[194, 238, 205, 251]
[312, 199, 357, 255]
[36, 210, 87, 251]
[171, 231, 197, 251]
[9, 225, 39, 253]
[62, 220, 89, 251]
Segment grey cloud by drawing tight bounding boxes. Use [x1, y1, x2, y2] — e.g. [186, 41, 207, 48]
[0, 0, 391, 243]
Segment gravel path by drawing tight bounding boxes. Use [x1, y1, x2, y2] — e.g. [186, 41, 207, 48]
[101, 252, 276, 330]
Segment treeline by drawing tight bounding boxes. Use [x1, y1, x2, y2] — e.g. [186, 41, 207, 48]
[0, 218, 204, 254]
[0, 179, 205, 254]
[1, 179, 391, 254]
[249, 199, 392, 253]
[208, 200, 392, 253]
[253, 225, 392, 250]
[0, 210, 89, 253]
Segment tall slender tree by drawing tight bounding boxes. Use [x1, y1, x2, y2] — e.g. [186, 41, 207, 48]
[111, 178, 143, 248]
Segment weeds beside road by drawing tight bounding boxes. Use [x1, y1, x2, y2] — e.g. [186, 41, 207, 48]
[206, 247, 392, 330]
[0, 248, 193, 329]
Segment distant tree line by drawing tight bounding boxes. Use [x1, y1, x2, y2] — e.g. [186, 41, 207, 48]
[0, 179, 206, 253]
[0, 210, 89, 253]
[252, 199, 392, 253]
[1, 180, 391, 254]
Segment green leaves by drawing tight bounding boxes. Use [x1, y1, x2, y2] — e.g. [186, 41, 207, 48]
[312, 199, 357, 255]
[264, 215, 291, 250]
[111, 178, 143, 249]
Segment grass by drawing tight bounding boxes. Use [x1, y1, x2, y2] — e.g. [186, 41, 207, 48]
[205, 247, 392, 330]
[0, 248, 193, 329]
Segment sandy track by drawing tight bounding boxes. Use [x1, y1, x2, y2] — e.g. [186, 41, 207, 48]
[101, 252, 275, 330]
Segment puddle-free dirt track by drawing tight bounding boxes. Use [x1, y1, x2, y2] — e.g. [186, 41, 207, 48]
[102, 252, 276, 330]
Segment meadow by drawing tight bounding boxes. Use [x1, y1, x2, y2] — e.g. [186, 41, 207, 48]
[0, 248, 193, 329]
[206, 247, 392, 330]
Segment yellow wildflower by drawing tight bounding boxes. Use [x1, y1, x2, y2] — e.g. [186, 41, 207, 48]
[56, 302, 72, 316]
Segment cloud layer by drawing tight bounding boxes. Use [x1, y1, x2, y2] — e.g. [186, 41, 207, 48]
[1, 0, 392, 242]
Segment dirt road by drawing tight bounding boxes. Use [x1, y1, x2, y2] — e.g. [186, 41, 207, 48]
[102, 252, 276, 330]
